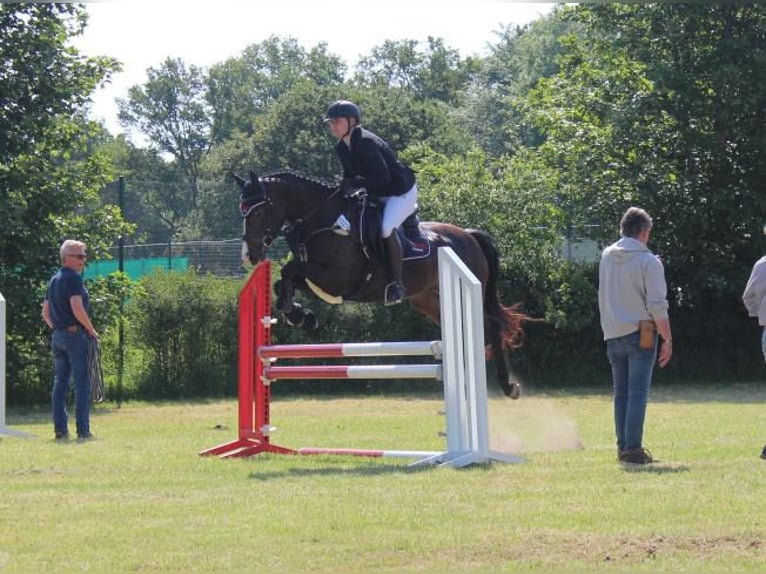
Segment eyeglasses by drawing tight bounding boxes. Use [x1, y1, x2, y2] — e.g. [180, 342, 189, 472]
[66, 253, 87, 260]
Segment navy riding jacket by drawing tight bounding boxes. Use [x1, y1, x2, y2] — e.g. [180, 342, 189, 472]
[335, 125, 415, 197]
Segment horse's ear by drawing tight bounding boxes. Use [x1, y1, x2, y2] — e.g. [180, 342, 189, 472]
[249, 170, 259, 184]
[231, 172, 246, 189]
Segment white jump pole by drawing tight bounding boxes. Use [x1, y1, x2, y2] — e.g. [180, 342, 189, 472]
[413, 247, 523, 467]
[0, 292, 30, 438]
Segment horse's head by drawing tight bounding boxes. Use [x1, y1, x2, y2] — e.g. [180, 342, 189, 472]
[234, 171, 284, 264]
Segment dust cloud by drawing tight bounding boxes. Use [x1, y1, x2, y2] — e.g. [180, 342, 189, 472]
[488, 393, 584, 455]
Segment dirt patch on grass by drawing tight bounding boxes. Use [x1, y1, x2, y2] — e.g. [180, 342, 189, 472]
[502, 532, 764, 566]
[602, 534, 763, 563]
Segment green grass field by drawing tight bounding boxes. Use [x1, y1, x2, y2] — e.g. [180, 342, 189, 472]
[1, 385, 764, 571]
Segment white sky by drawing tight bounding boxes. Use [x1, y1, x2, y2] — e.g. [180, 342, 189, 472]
[73, 1, 556, 136]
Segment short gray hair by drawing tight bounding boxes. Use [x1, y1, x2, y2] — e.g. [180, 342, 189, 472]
[59, 239, 86, 264]
[620, 207, 652, 238]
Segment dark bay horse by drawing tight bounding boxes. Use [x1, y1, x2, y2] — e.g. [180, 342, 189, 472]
[236, 169, 527, 398]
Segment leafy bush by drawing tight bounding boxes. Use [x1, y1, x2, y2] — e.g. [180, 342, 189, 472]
[127, 269, 240, 399]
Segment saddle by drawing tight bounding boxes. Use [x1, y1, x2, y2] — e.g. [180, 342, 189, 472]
[338, 190, 431, 262]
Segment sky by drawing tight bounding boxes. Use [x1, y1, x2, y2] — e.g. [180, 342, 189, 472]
[72, 1, 555, 137]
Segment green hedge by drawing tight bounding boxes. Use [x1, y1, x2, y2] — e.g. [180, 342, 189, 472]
[125, 269, 240, 399]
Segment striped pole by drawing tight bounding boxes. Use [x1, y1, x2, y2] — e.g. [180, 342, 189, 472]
[263, 364, 442, 381]
[260, 340, 441, 360]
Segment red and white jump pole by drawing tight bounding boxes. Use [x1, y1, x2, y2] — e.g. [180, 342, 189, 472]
[200, 247, 522, 467]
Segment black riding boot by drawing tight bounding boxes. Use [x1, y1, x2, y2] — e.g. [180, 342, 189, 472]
[383, 233, 406, 306]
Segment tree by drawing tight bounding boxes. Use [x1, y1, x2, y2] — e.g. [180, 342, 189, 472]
[528, 4, 766, 303]
[353, 37, 481, 105]
[118, 36, 348, 241]
[206, 35, 346, 140]
[0, 4, 129, 402]
[117, 57, 213, 207]
[461, 9, 574, 156]
[99, 135, 185, 243]
[519, 3, 766, 379]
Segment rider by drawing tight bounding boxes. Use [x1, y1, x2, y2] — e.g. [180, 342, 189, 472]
[324, 99, 417, 306]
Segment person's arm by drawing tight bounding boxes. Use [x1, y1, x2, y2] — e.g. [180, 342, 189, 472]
[70, 295, 98, 338]
[742, 262, 765, 317]
[655, 317, 672, 368]
[41, 300, 53, 329]
[646, 255, 672, 367]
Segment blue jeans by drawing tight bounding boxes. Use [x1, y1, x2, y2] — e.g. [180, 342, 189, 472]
[606, 331, 657, 452]
[51, 329, 91, 436]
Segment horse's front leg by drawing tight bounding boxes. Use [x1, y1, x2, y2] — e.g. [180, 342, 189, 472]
[276, 260, 318, 330]
[275, 260, 301, 312]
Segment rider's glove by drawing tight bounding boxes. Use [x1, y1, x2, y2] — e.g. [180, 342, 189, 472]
[341, 176, 367, 196]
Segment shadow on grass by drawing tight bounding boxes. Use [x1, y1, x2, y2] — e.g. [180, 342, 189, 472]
[247, 459, 454, 480]
[620, 463, 690, 474]
[7, 403, 117, 426]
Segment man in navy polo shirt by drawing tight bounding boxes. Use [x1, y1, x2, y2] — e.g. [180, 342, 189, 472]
[42, 239, 99, 441]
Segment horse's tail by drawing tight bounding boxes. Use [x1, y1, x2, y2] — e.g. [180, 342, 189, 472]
[466, 228, 527, 353]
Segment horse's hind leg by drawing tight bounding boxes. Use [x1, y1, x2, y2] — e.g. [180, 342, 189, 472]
[485, 319, 521, 399]
[411, 290, 520, 398]
[408, 289, 441, 325]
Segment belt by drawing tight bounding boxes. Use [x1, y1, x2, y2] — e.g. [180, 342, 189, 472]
[56, 325, 82, 333]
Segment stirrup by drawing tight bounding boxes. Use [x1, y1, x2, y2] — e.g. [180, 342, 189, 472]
[384, 282, 405, 306]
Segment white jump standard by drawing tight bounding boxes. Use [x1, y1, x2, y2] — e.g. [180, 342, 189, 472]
[200, 246, 522, 467]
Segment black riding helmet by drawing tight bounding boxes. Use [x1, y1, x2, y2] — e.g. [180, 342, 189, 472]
[324, 100, 361, 123]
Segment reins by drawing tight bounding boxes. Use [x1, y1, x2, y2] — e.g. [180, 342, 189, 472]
[259, 171, 344, 244]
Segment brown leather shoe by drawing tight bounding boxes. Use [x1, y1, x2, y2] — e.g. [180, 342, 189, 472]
[620, 447, 654, 464]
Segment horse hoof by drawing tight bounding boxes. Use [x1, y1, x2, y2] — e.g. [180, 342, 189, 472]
[508, 382, 521, 400]
[284, 308, 305, 328]
[303, 311, 319, 331]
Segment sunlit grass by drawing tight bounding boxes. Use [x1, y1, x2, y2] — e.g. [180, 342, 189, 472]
[1, 385, 764, 571]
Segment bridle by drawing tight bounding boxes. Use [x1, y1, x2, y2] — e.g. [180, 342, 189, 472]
[240, 191, 282, 250]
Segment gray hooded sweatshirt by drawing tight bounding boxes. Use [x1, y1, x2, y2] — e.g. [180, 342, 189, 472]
[598, 237, 669, 341]
[742, 255, 766, 326]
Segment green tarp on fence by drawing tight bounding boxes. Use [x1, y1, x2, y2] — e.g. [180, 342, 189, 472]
[83, 257, 189, 280]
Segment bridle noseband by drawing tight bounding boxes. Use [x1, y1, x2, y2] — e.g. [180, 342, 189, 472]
[240, 193, 281, 249]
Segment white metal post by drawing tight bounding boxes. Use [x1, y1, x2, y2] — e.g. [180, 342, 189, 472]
[0, 292, 5, 429]
[1, 292, 31, 437]
[434, 247, 522, 466]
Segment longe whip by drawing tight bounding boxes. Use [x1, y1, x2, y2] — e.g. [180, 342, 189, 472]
[87, 337, 105, 403]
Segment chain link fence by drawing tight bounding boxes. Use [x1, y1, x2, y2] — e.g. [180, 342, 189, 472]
[85, 238, 290, 280]
[92, 177, 291, 279]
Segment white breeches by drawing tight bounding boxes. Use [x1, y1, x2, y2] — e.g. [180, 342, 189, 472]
[380, 184, 418, 238]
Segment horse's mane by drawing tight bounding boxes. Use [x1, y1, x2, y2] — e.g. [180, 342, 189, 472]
[261, 169, 336, 192]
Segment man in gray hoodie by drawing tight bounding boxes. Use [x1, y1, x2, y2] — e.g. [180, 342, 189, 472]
[742, 254, 766, 460]
[598, 207, 672, 464]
